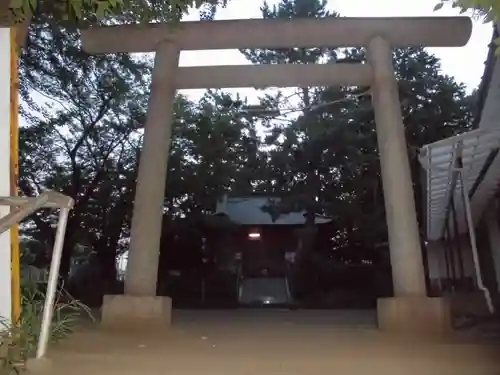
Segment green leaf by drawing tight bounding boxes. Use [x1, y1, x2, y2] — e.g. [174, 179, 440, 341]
[95, 1, 108, 19]
[107, 0, 122, 7]
[9, 0, 24, 8]
[70, 0, 83, 19]
[433, 2, 444, 11]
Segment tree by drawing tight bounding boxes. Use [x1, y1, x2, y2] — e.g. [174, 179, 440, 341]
[240, 0, 367, 261]
[19, 20, 150, 282]
[4, 0, 230, 47]
[239, 0, 475, 299]
[156, 90, 265, 290]
[164, 90, 263, 217]
[9, 0, 229, 23]
[435, 0, 500, 21]
[17, 0, 477, 306]
[435, 0, 500, 54]
[314, 47, 473, 265]
[239, 0, 349, 298]
[19, 17, 264, 293]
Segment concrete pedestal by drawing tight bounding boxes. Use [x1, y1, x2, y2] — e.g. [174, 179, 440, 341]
[377, 296, 452, 336]
[101, 295, 172, 329]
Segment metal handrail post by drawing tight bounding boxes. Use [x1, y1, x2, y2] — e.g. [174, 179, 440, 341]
[443, 225, 452, 292]
[35, 207, 71, 359]
[0, 191, 73, 359]
[0, 193, 49, 234]
[450, 197, 466, 285]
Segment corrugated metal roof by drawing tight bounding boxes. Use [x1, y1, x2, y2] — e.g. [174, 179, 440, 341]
[420, 129, 500, 240]
[215, 196, 332, 226]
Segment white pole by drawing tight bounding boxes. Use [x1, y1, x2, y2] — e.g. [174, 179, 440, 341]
[36, 207, 71, 359]
[459, 170, 495, 314]
[0, 27, 12, 326]
[125, 41, 179, 296]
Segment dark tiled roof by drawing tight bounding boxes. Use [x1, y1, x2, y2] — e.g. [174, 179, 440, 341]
[215, 196, 332, 226]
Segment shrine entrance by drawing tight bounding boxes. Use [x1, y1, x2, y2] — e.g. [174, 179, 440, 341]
[80, 16, 472, 336]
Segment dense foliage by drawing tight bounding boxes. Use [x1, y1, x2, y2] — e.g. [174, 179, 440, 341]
[9, 0, 229, 22]
[436, 0, 500, 20]
[436, 0, 500, 53]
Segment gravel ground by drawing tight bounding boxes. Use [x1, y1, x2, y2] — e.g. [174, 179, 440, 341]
[32, 309, 500, 375]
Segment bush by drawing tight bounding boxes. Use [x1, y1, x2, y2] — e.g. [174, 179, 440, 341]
[0, 278, 93, 374]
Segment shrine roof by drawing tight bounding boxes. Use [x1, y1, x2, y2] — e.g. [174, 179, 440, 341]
[215, 195, 332, 226]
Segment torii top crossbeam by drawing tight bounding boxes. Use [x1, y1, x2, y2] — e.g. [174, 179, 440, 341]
[81, 17, 472, 54]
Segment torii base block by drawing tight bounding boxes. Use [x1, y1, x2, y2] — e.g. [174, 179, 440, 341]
[377, 296, 452, 337]
[100, 295, 172, 329]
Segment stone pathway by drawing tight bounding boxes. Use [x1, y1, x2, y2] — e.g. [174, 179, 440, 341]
[35, 310, 500, 375]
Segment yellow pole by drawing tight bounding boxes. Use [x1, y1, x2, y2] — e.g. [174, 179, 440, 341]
[10, 28, 21, 322]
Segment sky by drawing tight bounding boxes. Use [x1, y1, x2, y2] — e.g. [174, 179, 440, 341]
[177, 0, 493, 102]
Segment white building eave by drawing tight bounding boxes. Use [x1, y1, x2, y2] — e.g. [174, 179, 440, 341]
[420, 128, 500, 240]
[420, 24, 500, 241]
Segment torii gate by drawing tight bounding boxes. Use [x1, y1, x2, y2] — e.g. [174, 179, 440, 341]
[82, 16, 471, 335]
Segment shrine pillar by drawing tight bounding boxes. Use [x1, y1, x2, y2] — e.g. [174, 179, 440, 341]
[101, 40, 179, 327]
[368, 36, 451, 335]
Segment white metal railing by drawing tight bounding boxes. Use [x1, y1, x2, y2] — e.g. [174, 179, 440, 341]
[0, 190, 74, 359]
[420, 138, 495, 315]
[419, 128, 500, 240]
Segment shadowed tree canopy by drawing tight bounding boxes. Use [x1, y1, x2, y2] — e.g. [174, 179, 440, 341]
[241, 0, 474, 264]
[19, 19, 151, 282]
[8, 0, 229, 23]
[18, 16, 261, 287]
[435, 0, 500, 22]
[2, 0, 230, 45]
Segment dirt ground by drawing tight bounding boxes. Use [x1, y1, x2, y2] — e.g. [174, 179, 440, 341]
[37, 309, 500, 375]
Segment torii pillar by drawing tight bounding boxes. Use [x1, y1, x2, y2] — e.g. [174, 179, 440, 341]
[81, 17, 471, 334]
[368, 37, 451, 335]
